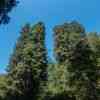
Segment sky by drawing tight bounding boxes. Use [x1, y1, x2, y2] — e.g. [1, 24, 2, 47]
[0, 0, 100, 73]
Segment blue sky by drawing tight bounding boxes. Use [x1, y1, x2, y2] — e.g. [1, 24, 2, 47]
[0, 0, 100, 73]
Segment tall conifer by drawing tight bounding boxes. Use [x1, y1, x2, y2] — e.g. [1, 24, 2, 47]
[7, 24, 34, 100]
[31, 22, 48, 100]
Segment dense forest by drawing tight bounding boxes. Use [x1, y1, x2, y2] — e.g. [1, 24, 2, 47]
[0, 21, 100, 100]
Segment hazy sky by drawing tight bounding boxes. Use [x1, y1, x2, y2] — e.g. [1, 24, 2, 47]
[0, 0, 99, 73]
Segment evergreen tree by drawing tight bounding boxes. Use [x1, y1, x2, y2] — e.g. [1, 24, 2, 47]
[53, 21, 84, 89]
[31, 22, 48, 100]
[68, 38, 98, 100]
[87, 32, 100, 68]
[7, 23, 34, 100]
[87, 33, 100, 99]
[0, 21, 99, 100]
[46, 21, 85, 100]
[53, 21, 98, 100]
[47, 63, 74, 100]
[7, 22, 48, 100]
[53, 21, 85, 63]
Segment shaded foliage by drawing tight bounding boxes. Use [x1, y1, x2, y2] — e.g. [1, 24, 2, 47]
[30, 22, 48, 100]
[0, 0, 18, 24]
[68, 39, 98, 100]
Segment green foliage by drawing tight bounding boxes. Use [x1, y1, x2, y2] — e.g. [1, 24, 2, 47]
[47, 64, 68, 94]
[53, 21, 85, 63]
[0, 21, 100, 100]
[31, 22, 48, 100]
[0, 75, 19, 100]
[87, 33, 100, 99]
[53, 21, 99, 100]
[7, 23, 34, 100]
[68, 39, 98, 100]
[51, 21, 85, 99]
[5, 22, 48, 100]
[0, 75, 8, 100]
[31, 22, 47, 81]
[87, 32, 100, 68]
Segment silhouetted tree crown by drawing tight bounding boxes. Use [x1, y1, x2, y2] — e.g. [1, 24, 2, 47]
[0, 0, 18, 24]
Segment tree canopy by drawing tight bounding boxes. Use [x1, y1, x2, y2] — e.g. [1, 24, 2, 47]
[0, 21, 100, 100]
